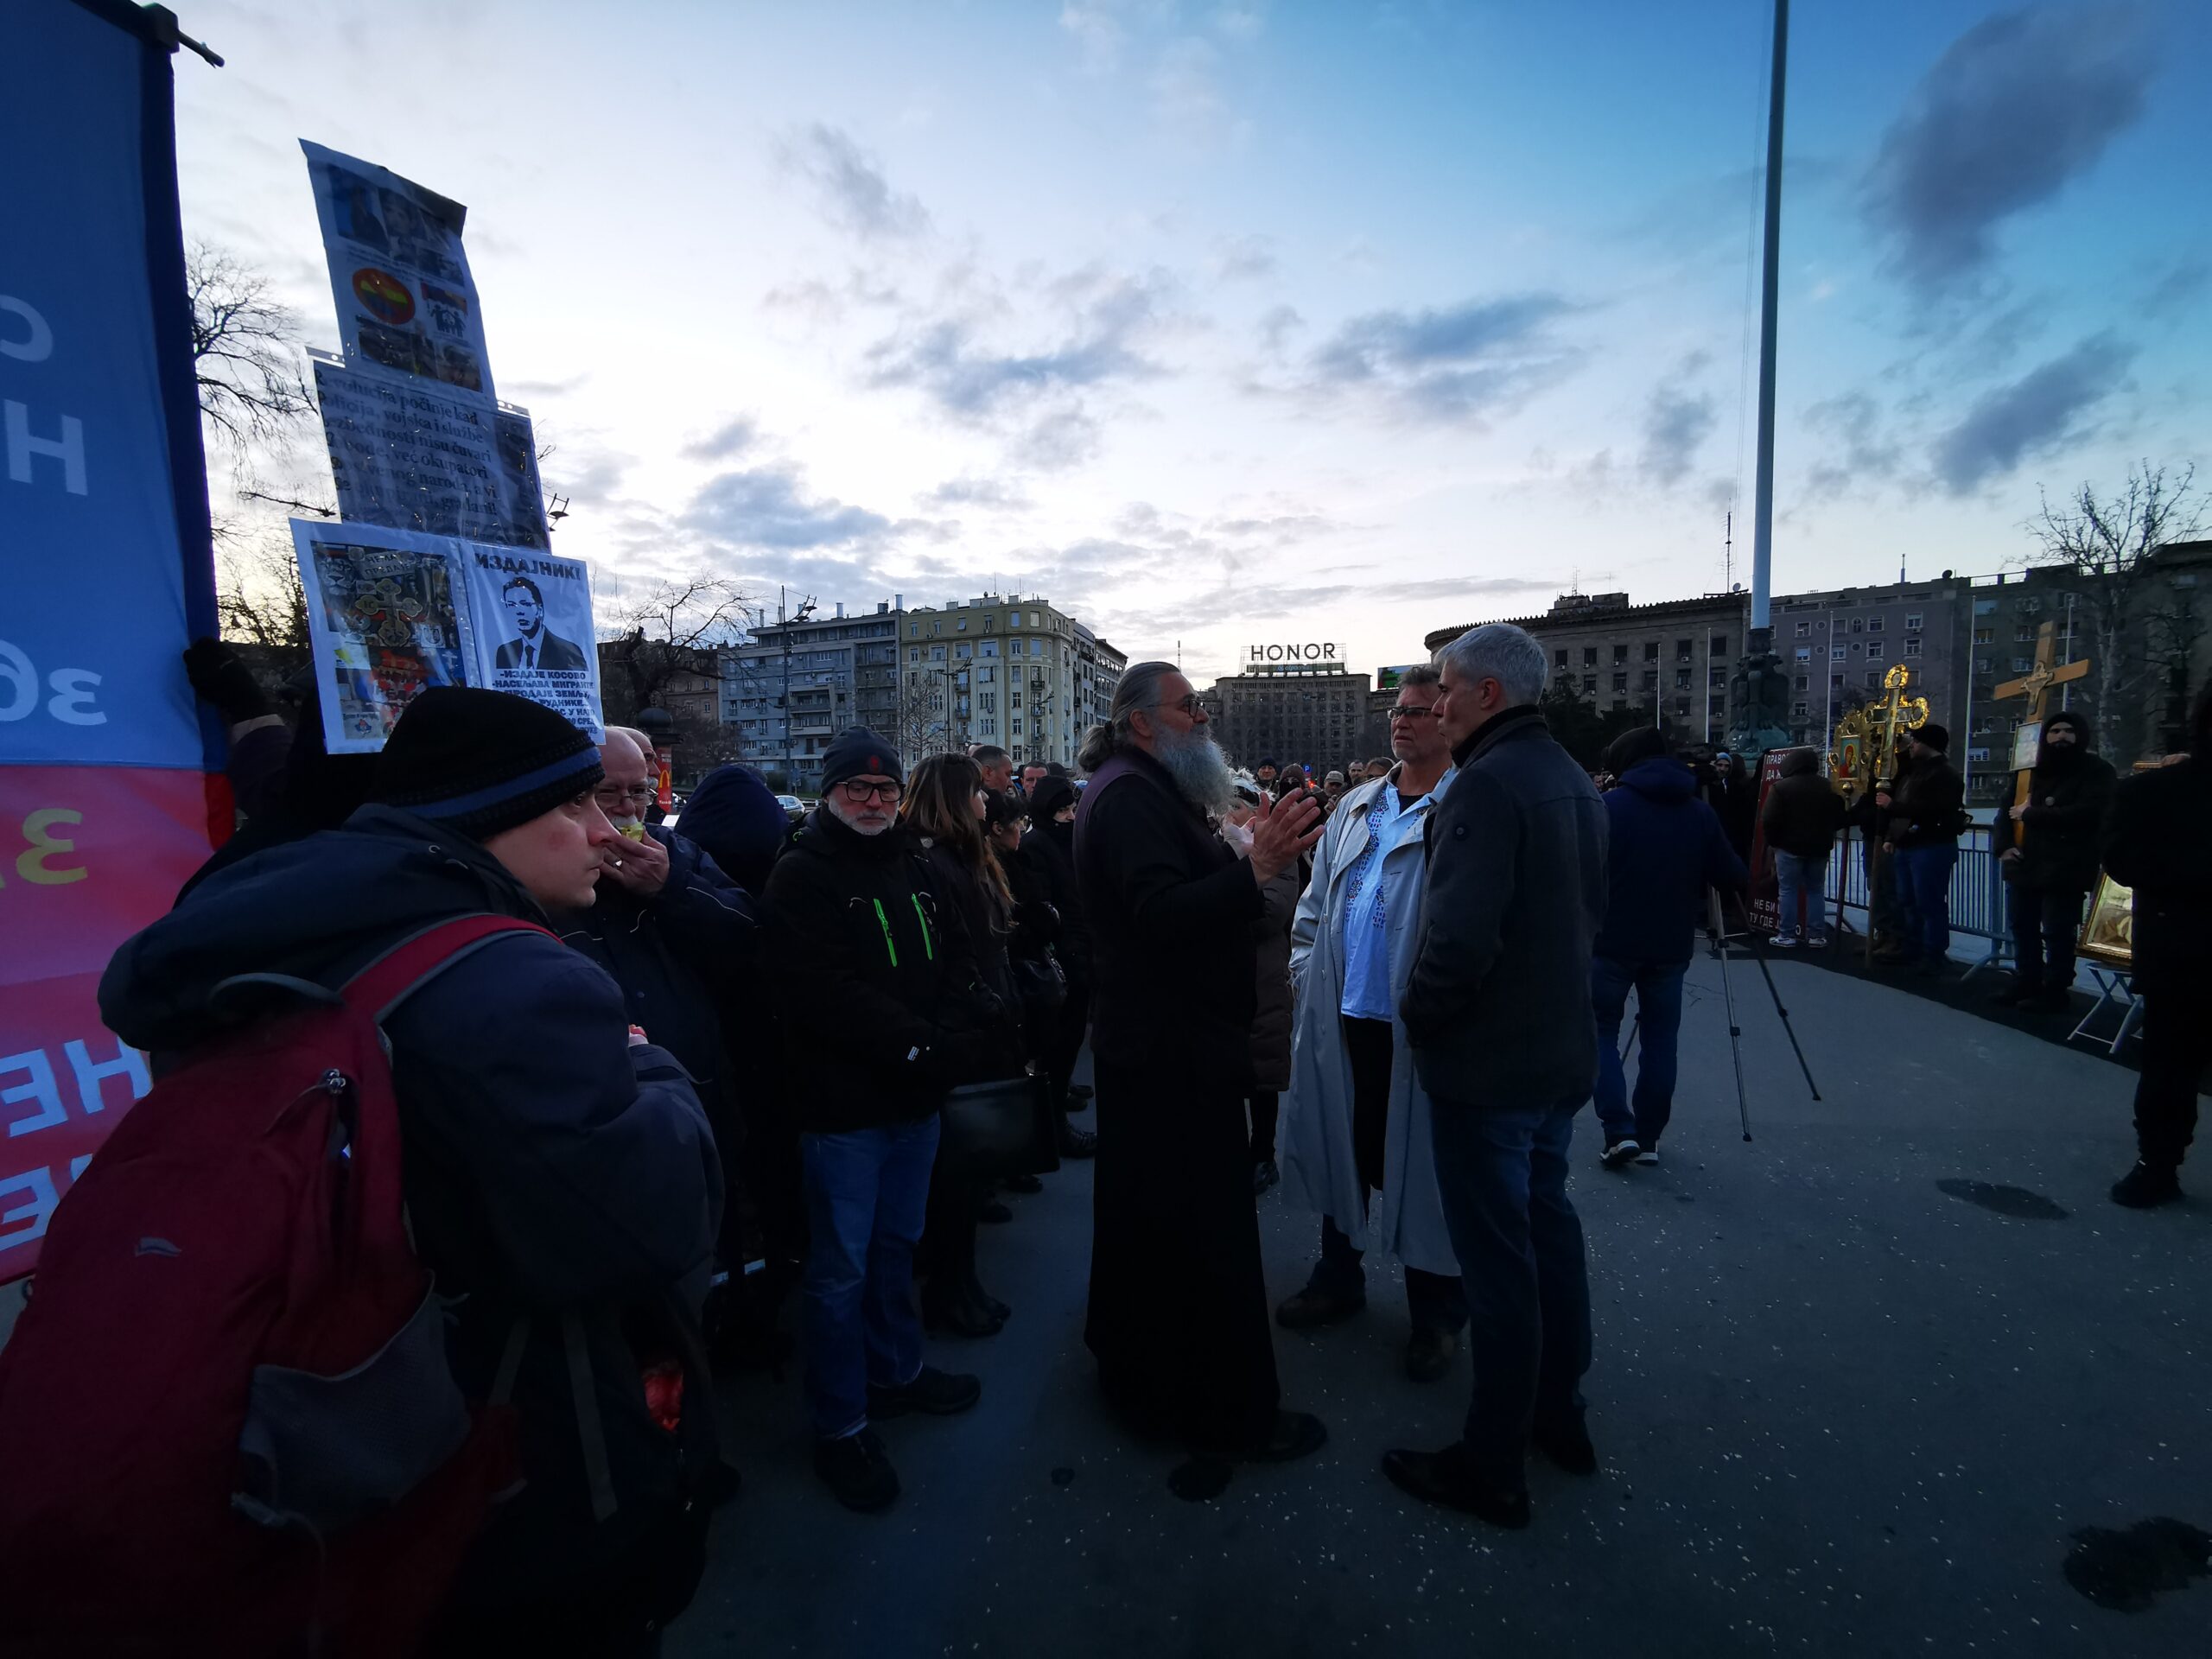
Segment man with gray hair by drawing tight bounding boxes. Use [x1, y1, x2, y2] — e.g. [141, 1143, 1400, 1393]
[1075, 661, 1330, 1474]
[1386, 624, 1608, 1529]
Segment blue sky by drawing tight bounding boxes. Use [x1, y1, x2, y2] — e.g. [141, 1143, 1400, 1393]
[175, 0, 2211, 687]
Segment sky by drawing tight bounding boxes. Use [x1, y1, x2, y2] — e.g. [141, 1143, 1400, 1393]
[174, 0, 2212, 690]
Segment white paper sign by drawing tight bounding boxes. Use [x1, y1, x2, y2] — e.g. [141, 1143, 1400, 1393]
[314, 358, 549, 548]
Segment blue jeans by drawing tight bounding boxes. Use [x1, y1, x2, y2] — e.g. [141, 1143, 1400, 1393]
[1589, 956, 1684, 1147]
[800, 1116, 940, 1440]
[1427, 1097, 1592, 1485]
[1772, 852, 1828, 943]
[1895, 845, 1957, 963]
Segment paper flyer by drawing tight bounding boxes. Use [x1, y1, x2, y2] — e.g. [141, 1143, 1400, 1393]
[315, 357, 550, 549]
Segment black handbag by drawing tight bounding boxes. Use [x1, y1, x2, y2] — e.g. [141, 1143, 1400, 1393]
[1012, 948, 1068, 1019]
[939, 1071, 1061, 1181]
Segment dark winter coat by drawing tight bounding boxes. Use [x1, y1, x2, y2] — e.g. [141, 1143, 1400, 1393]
[1076, 747, 1262, 1090]
[1020, 817, 1092, 988]
[2101, 757, 2212, 995]
[1596, 757, 1747, 965]
[1402, 708, 1608, 1109]
[1993, 744, 2116, 893]
[1249, 858, 1301, 1093]
[759, 806, 998, 1133]
[1761, 754, 1847, 860]
[1884, 752, 1964, 849]
[1706, 764, 1758, 861]
[100, 805, 723, 1608]
[675, 764, 793, 898]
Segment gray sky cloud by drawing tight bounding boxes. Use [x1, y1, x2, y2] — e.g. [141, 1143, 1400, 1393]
[1931, 332, 2134, 493]
[1638, 357, 1717, 486]
[683, 415, 759, 462]
[780, 123, 931, 240]
[682, 463, 899, 550]
[1304, 292, 1583, 423]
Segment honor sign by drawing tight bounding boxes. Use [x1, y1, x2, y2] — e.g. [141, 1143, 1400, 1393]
[1245, 642, 1346, 671]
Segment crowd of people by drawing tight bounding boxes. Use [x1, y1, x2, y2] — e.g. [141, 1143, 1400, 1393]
[2, 628, 2202, 1655]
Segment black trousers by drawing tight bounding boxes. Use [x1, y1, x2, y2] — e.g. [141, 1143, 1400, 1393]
[2010, 882, 2087, 991]
[1041, 982, 1092, 1106]
[1247, 1092, 1279, 1161]
[2135, 985, 2210, 1172]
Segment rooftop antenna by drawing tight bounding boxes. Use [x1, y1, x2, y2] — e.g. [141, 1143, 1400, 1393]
[1724, 510, 1733, 593]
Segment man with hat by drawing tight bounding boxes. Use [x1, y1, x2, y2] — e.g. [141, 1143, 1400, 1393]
[1875, 722, 1965, 976]
[1992, 708, 2113, 1013]
[102, 688, 725, 1648]
[760, 728, 995, 1512]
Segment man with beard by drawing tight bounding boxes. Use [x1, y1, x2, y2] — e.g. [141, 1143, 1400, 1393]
[1075, 662, 1328, 1472]
[1992, 709, 2114, 1013]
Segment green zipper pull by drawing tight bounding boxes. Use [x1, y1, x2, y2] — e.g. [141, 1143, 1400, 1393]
[872, 897, 899, 968]
[910, 894, 935, 961]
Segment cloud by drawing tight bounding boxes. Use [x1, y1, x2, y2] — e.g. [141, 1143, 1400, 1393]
[779, 124, 930, 240]
[925, 475, 1034, 511]
[683, 416, 759, 462]
[1059, 2, 1126, 72]
[1930, 332, 2135, 494]
[505, 372, 589, 400]
[1864, 3, 2157, 294]
[544, 449, 631, 505]
[1303, 292, 1583, 423]
[1214, 234, 1276, 282]
[1257, 303, 1304, 353]
[2143, 256, 2208, 322]
[681, 463, 899, 550]
[1637, 356, 1716, 486]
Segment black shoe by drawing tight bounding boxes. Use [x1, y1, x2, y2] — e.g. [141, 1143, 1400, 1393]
[1198, 1408, 1327, 1464]
[868, 1364, 982, 1419]
[1382, 1444, 1529, 1529]
[1404, 1326, 1457, 1383]
[1599, 1137, 1640, 1170]
[1993, 978, 2041, 1007]
[921, 1283, 1004, 1338]
[1531, 1414, 1598, 1476]
[1058, 1121, 1098, 1159]
[1274, 1281, 1365, 1329]
[2110, 1162, 2183, 1209]
[1065, 1082, 1094, 1104]
[977, 1198, 1014, 1224]
[1252, 1157, 1280, 1195]
[1001, 1172, 1044, 1194]
[815, 1429, 899, 1512]
[965, 1273, 1011, 1323]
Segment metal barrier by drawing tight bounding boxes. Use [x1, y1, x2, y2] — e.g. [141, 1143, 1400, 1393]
[1821, 828, 2010, 963]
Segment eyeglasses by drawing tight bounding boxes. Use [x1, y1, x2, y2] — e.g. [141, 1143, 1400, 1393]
[1389, 704, 1440, 721]
[838, 779, 903, 804]
[1156, 694, 1205, 717]
[594, 783, 656, 806]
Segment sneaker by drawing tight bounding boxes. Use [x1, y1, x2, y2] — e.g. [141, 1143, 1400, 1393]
[1771, 934, 1801, 950]
[1635, 1146, 1660, 1166]
[1252, 1157, 1280, 1195]
[815, 1429, 899, 1512]
[1599, 1137, 1640, 1170]
[1274, 1281, 1365, 1329]
[2110, 1162, 2183, 1210]
[1806, 935, 1831, 950]
[868, 1364, 982, 1418]
[1404, 1325, 1458, 1383]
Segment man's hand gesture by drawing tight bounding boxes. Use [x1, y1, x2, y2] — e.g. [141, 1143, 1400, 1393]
[1249, 788, 1323, 887]
[602, 830, 671, 899]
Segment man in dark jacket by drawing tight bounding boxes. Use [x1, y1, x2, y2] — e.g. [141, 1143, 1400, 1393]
[1020, 772, 1097, 1120]
[1389, 624, 1608, 1530]
[760, 728, 988, 1511]
[1876, 722, 1964, 975]
[2101, 682, 2212, 1208]
[1076, 662, 1325, 1470]
[1588, 728, 1746, 1167]
[1761, 748, 1845, 948]
[101, 688, 723, 1651]
[1993, 709, 2114, 1012]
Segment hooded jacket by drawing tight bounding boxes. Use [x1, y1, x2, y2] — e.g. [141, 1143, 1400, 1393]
[1760, 750, 1847, 860]
[99, 806, 723, 1605]
[1596, 757, 1747, 964]
[1885, 747, 1965, 849]
[1992, 713, 2115, 891]
[1020, 779, 1091, 988]
[676, 764, 793, 898]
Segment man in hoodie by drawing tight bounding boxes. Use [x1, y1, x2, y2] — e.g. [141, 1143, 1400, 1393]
[760, 728, 992, 1512]
[1992, 708, 2114, 1013]
[1760, 749, 1846, 948]
[1877, 723, 1965, 975]
[1587, 728, 1747, 1167]
[100, 688, 724, 1652]
[1020, 772, 1096, 1120]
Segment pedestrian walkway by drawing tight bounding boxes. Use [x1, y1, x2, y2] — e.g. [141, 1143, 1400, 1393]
[676, 962, 2209, 1657]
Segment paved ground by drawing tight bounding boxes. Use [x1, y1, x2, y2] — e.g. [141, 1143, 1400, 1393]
[674, 956, 2210, 1659]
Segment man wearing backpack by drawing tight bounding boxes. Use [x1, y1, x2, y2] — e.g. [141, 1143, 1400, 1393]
[98, 688, 724, 1653]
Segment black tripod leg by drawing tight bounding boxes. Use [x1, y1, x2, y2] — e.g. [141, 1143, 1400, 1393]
[1729, 893, 1823, 1102]
[1707, 892, 1752, 1142]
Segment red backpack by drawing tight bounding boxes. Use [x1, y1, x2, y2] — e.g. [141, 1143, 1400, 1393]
[0, 913, 550, 1658]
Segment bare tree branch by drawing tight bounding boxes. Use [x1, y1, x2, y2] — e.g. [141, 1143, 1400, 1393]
[188, 241, 314, 458]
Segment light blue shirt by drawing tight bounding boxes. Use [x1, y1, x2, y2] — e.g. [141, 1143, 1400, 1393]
[1338, 770, 1453, 1020]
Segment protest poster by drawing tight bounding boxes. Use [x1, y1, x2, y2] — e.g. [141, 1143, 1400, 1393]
[314, 356, 549, 548]
[300, 140, 497, 404]
[292, 520, 604, 753]
[3, 0, 222, 1276]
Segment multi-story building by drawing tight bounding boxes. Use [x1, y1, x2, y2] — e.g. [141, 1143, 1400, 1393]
[896, 594, 1105, 768]
[1427, 591, 1749, 746]
[721, 599, 903, 791]
[1770, 577, 1971, 761]
[1071, 621, 1128, 747]
[1208, 654, 1372, 773]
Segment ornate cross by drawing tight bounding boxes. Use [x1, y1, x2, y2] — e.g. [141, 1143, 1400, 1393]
[1827, 664, 1927, 802]
[1993, 620, 2090, 823]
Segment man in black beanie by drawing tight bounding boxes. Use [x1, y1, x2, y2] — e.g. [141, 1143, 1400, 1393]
[1876, 721, 1965, 976]
[102, 688, 725, 1650]
[1992, 707, 2114, 1013]
[760, 728, 991, 1512]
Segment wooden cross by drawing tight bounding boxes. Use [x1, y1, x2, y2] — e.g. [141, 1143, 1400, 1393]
[1993, 620, 2091, 821]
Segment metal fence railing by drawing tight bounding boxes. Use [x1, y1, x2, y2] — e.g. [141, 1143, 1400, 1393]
[1817, 827, 2009, 963]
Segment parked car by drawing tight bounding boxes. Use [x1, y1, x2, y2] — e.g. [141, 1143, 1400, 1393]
[776, 793, 805, 823]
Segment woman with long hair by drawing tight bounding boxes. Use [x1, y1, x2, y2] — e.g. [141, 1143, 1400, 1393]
[903, 753, 1023, 1336]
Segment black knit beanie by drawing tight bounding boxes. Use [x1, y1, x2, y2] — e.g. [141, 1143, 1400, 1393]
[820, 727, 904, 792]
[372, 687, 604, 842]
[1915, 721, 1950, 754]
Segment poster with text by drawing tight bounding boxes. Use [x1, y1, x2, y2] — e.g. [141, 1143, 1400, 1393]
[314, 358, 548, 548]
[301, 140, 496, 404]
[460, 543, 605, 736]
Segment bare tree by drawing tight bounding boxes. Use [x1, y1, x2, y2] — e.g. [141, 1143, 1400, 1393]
[599, 575, 757, 722]
[2024, 461, 2205, 759]
[213, 532, 314, 686]
[189, 241, 314, 460]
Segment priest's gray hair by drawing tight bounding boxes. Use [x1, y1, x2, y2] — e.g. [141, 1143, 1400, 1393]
[1077, 659, 1180, 773]
[1435, 624, 1547, 706]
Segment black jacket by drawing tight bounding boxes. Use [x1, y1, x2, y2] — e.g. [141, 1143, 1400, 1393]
[1993, 747, 2116, 892]
[760, 807, 998, 1133]
[1885, 753, 1964, 849]
[1597, 757, 1745, 965]
[1404, 708, 1608, 1109]
[1762, 763, 1847, 860]
[100, 806, 722, 1606]
[1020, 818, 1092, 988]
[2101, 758, 2211, 994]
[1076, 747, 1262, 1088]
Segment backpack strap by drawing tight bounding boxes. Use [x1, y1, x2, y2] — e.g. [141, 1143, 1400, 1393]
[341, 914, 555, 1024]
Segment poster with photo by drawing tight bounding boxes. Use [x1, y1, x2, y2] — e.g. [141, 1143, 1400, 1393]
[301, 140, 497, 404]
[315, 358, 550, 548]
[292, 520, 603, 753]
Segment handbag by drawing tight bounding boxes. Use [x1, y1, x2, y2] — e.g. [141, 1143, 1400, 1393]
[939, 1071, 1061, 1181]
[1012, 947, 1068, 1020]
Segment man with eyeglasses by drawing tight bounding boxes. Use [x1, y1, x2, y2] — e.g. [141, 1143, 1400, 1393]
[1274, 664, 1468, 1382]
[1075, 662, 1329, 1477]
[761, 728, 997, 1510]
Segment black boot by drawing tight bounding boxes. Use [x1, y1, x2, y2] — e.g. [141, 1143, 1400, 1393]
[1058, 1118, 1097, 1159]
[922, 1278, 1004, 1338]
[2110, 1161, 2183, 1209]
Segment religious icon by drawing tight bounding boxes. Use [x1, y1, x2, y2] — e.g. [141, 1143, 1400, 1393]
[2077, 873, 2133, 969]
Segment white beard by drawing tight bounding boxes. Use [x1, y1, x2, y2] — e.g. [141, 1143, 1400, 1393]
[1152, 725, 1237, 817]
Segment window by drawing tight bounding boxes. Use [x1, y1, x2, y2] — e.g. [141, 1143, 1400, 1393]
[1612, 672, 1628, 692]
[1905, 613, 1923, 630]
[1675, 700, 1689, 717]
[1974, 626, 1994, 644]
[955, 643, 972, 660]
[1795, 646, 1811, 662]
[1011, 720, 1023, 735]
[930, 645, 946, 663]
[1832, 645, 1846, 661]
[1644, 641, 1659, 661]
[1831, 673, 1844, 689]
[1612, 644, 1628, 664]
[1794, 676, 1808, 691]
[1866, 672, 1881, 689]
[1643, 671, 1657, 690]
[2013, 657, 2034, 672]
[1710, 634, 1729, 656]
[1011, 690, 1022, 709]
[977, 664, 994, 683]
[1676, 639, 1693, 661]
[1554, 649, 1567, 669]
[1866, 616, 1883, 633]
[2015, 626, 2037, 643]
[906, 646, 921, 663]
[1709, 665, 1726, 686]
[1850, 618, 1864, 634]
[978, 692, 996, 713]
[1904, 638, 1923, 658]
[1793, 702, 1808, 718]
[1795, 621, 1810, 638]
[957, 618, 967, 632]
[1582, 647, 1598, 666]
[1675, 668, 1691, 688]
[1866, 641, 1884, 662]
[1582, 675, 1597, 693]
[981, 639, 997, 657]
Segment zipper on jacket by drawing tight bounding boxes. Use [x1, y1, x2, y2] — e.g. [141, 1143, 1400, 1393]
[871, 898, 899, 968]
[909, 894, 936, 961]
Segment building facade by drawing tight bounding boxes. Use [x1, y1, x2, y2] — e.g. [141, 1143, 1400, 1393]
[720, 600, 902, 791]
[1208, 659, 1372, 774]
[1770, 577, 1971, 763]
[896, 594, 1117, 769]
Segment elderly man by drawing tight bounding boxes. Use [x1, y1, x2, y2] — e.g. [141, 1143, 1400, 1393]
[1276, 664, 1467, 1382]
[971, 744, 1014, 797]
[1075, 662, 1327, 1471]
[1387, 624, 1608, 1529]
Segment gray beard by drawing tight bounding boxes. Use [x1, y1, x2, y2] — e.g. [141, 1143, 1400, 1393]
[1152, 726, 1236, 816]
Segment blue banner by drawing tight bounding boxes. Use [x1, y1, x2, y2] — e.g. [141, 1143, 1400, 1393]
[1, 0, 214, 770]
